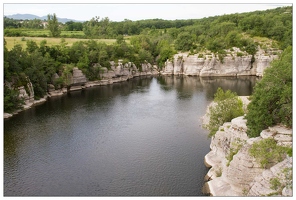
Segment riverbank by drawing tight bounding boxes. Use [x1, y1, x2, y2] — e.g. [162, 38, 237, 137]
[4, 46, 277, 120]
[202, 98, 292, 196]
[3, 73, 158, 119]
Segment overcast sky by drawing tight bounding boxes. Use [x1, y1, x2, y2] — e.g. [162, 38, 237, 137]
[2, 1, 292, 22]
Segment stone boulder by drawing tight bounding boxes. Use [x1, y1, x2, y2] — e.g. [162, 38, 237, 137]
[71, 67, 88, 85]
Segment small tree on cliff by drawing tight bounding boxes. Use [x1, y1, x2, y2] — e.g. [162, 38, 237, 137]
[206, 88, 244, 138]
[47, 13, 61, 37]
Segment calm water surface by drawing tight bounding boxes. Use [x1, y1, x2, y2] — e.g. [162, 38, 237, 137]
[4, 76, 257, 196]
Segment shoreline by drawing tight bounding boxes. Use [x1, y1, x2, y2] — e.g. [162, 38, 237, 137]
[3, 74, 158, 119]
[3, 74, 254, 119]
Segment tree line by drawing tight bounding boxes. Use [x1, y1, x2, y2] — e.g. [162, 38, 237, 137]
[4, 6, 292, 116]
[3, 31, 176, 112]
[4, 6, 292, 51]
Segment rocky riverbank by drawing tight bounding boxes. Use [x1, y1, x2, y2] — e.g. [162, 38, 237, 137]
[4, 61, 159, 119]
[4, 47, 278, 119]
[202, 99, 292, 196]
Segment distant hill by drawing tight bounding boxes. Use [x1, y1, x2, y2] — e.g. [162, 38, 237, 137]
[4, 14, 84, 23]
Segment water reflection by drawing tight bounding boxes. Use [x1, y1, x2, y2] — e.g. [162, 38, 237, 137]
[200, 76, 258, 99]
[157, 75, 257, 100]
[4, 75, 257, 196]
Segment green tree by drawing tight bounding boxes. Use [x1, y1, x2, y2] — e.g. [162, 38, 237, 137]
[206, 87, 244, 137]
[174, 32, 194, 51]
[83, 17, 98, 37]
[26, 40, 39, 53]
[22, 50, 49, 99]
[156, 40, 176, 69]
[4, 85, 25, 113]
[47, 13, 61, 37]
[246, 46, 292, 138]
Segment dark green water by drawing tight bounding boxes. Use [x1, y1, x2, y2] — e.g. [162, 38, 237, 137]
[4, 75, 257, 196]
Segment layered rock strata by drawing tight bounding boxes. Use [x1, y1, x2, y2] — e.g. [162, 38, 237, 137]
[161, 48, 279, 77]
[203, 113, 292, 196]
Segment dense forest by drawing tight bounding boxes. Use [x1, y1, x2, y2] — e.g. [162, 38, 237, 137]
[3, 6, 293, 134]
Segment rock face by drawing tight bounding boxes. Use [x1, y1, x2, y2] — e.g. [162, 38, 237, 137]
[203, 114, 292, 196]
[70, 67, 88, 85]
[161, 49, 279, 77]
[248, 156, 292, 196]
[4, 77, 47, 118]
[18, 79, 34, 108]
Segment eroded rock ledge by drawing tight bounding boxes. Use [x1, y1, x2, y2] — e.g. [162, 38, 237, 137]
[202, 114, 292, 196]
[161, 47, 279, 77]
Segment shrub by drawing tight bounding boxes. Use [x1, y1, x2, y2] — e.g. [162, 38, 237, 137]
[268, 167, 292, 196]
[226, 138, 245, 166]
[237, 52, 244, 57]
[248, 138, 292, 168]
[206, 87, 244, 137]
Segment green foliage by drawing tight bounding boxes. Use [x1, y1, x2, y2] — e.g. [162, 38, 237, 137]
[174, 32, 194, 51]
[4, 86, 25, 113]
[4, 28, 22, 36]
[267, 168, 292, 196]
[64, 21, 83, 31]
[226, 138, 245, 166]
[206, 37, 226, 53]
[198, 54, 204, 58]
[53, 76, 64, 89]
[213, 87, 238, 101]
[47, 13, 61, 37]
[26, 40, 39, 53]
[3, 6, 292, 111]
[206, 87, 244, 137]
[248, 138, 291, 168]
[270, 177, 282, 191]
[156, 40, 176, 69]
[236, 52, 244, 57]
[215, 167, 222, 177]
[246, 46, 292, 137]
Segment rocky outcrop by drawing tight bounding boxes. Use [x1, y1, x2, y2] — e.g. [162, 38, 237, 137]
[71, 67, 88, 85]
[18, 79, 34, 109]
[161, 48, 279, 77]
[248, 156, 292, 196]
[203, 113, 292, 196]
[4, 78, 47, 118]
[99, 60, 158, 81]
[4, 61, 159, 118]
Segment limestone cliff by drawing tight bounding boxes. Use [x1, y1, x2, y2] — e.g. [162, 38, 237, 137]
[4, 77, 47, 118]
[202, 108, 292, 196]
[161, 47, 279, 77]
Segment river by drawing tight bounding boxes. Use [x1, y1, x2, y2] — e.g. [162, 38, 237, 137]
[4, 75, 257, 196]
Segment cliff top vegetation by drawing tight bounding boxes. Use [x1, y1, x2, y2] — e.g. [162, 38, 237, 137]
[4, 6, 292, 115]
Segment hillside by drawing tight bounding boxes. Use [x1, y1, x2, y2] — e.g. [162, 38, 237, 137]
[4, 13, 82, 23]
